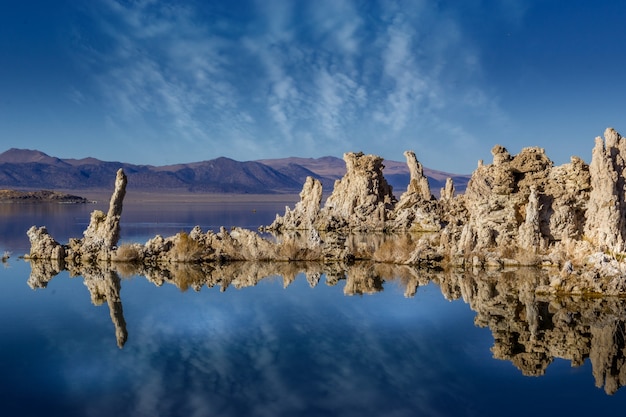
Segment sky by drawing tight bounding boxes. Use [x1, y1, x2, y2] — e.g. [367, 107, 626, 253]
[0, 0, 625, 173]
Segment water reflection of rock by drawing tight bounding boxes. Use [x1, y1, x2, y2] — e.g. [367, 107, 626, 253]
[436, 269, 626, 395]
[25, 259, 626, 394]
[28, 259, 128, 349]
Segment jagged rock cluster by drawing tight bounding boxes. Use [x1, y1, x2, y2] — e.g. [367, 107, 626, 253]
[268, 129, 626, 275]
[24, 128, 626, 295]
[267, 151, 440, 233]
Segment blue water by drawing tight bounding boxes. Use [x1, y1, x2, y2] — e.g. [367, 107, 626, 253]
[1, 199, 625, 416]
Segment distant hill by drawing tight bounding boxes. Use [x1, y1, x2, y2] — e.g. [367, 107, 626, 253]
[0, 148, 470, 196]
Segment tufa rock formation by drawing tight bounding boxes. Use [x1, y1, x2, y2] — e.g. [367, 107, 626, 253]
[25, 128, 626, 295]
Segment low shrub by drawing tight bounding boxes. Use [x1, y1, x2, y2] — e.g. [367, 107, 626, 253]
[172, 231, 206, 262]
[113, 243, 143, 262]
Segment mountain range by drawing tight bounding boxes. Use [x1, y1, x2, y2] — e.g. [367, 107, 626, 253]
[0, 148, 470, 195]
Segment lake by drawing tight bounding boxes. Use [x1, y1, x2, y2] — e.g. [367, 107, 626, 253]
[2, 196, 626, 417]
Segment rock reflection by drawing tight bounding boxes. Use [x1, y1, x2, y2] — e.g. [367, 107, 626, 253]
[25, 259, 626, 394]
[28, 259, 127, 349]
[436, 269, 626, 395]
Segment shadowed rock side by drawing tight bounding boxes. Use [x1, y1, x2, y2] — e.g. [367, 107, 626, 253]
[26, 259, 626, 394]
[24, 128, 626, 295]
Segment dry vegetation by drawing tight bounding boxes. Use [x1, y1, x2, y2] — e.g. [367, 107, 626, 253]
[278, 239, 322, 261]
[113, 243, 143, 262]
[172, 232, 207, 262]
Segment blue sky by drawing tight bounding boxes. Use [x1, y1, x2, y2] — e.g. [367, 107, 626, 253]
[1, 0, 624, 173]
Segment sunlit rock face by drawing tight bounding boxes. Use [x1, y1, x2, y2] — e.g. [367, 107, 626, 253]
[457, 145, 590, 254]
[320, 152, 396, 231]
[269, 150, 444, 233]
[25, 169, 127, 264]
[389, 150, 442, 232]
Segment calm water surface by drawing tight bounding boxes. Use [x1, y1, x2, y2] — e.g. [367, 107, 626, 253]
[1, 199, 626, 416]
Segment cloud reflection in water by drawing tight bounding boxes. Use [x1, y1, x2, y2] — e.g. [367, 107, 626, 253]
[23, 260, 626, 416]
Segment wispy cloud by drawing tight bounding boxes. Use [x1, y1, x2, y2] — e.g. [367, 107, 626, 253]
[75, 0, 510, 165]
[81, 0, 250, 150]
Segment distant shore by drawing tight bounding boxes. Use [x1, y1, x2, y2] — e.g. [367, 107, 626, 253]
[0, 189, 89, 204]
[54, 189, 302, 205]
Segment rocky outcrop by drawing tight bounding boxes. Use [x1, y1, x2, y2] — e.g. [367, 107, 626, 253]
[452, 145, 591, 262]
[388, 151, 442, 232]
[267, 150, 442, 233]
[25, 127, 626, 295]
[401, 150, 432, 201]
[0, 189, 88, 203]
[80, 168, 127, 253]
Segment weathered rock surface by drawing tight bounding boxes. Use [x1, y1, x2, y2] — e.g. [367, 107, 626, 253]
[80, 168, 127, 253]
[267, 176, 323, 231]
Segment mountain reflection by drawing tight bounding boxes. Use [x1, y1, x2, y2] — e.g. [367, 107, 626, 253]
[26, 260, 626, 395]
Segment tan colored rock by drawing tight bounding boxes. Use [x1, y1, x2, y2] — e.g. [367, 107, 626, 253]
[25, 127, 626, 296]
[321, 152, 396, 230]
[459, 146, 520, 251]
[388, 151, 442, 232]
[542, 156, 590, 242]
